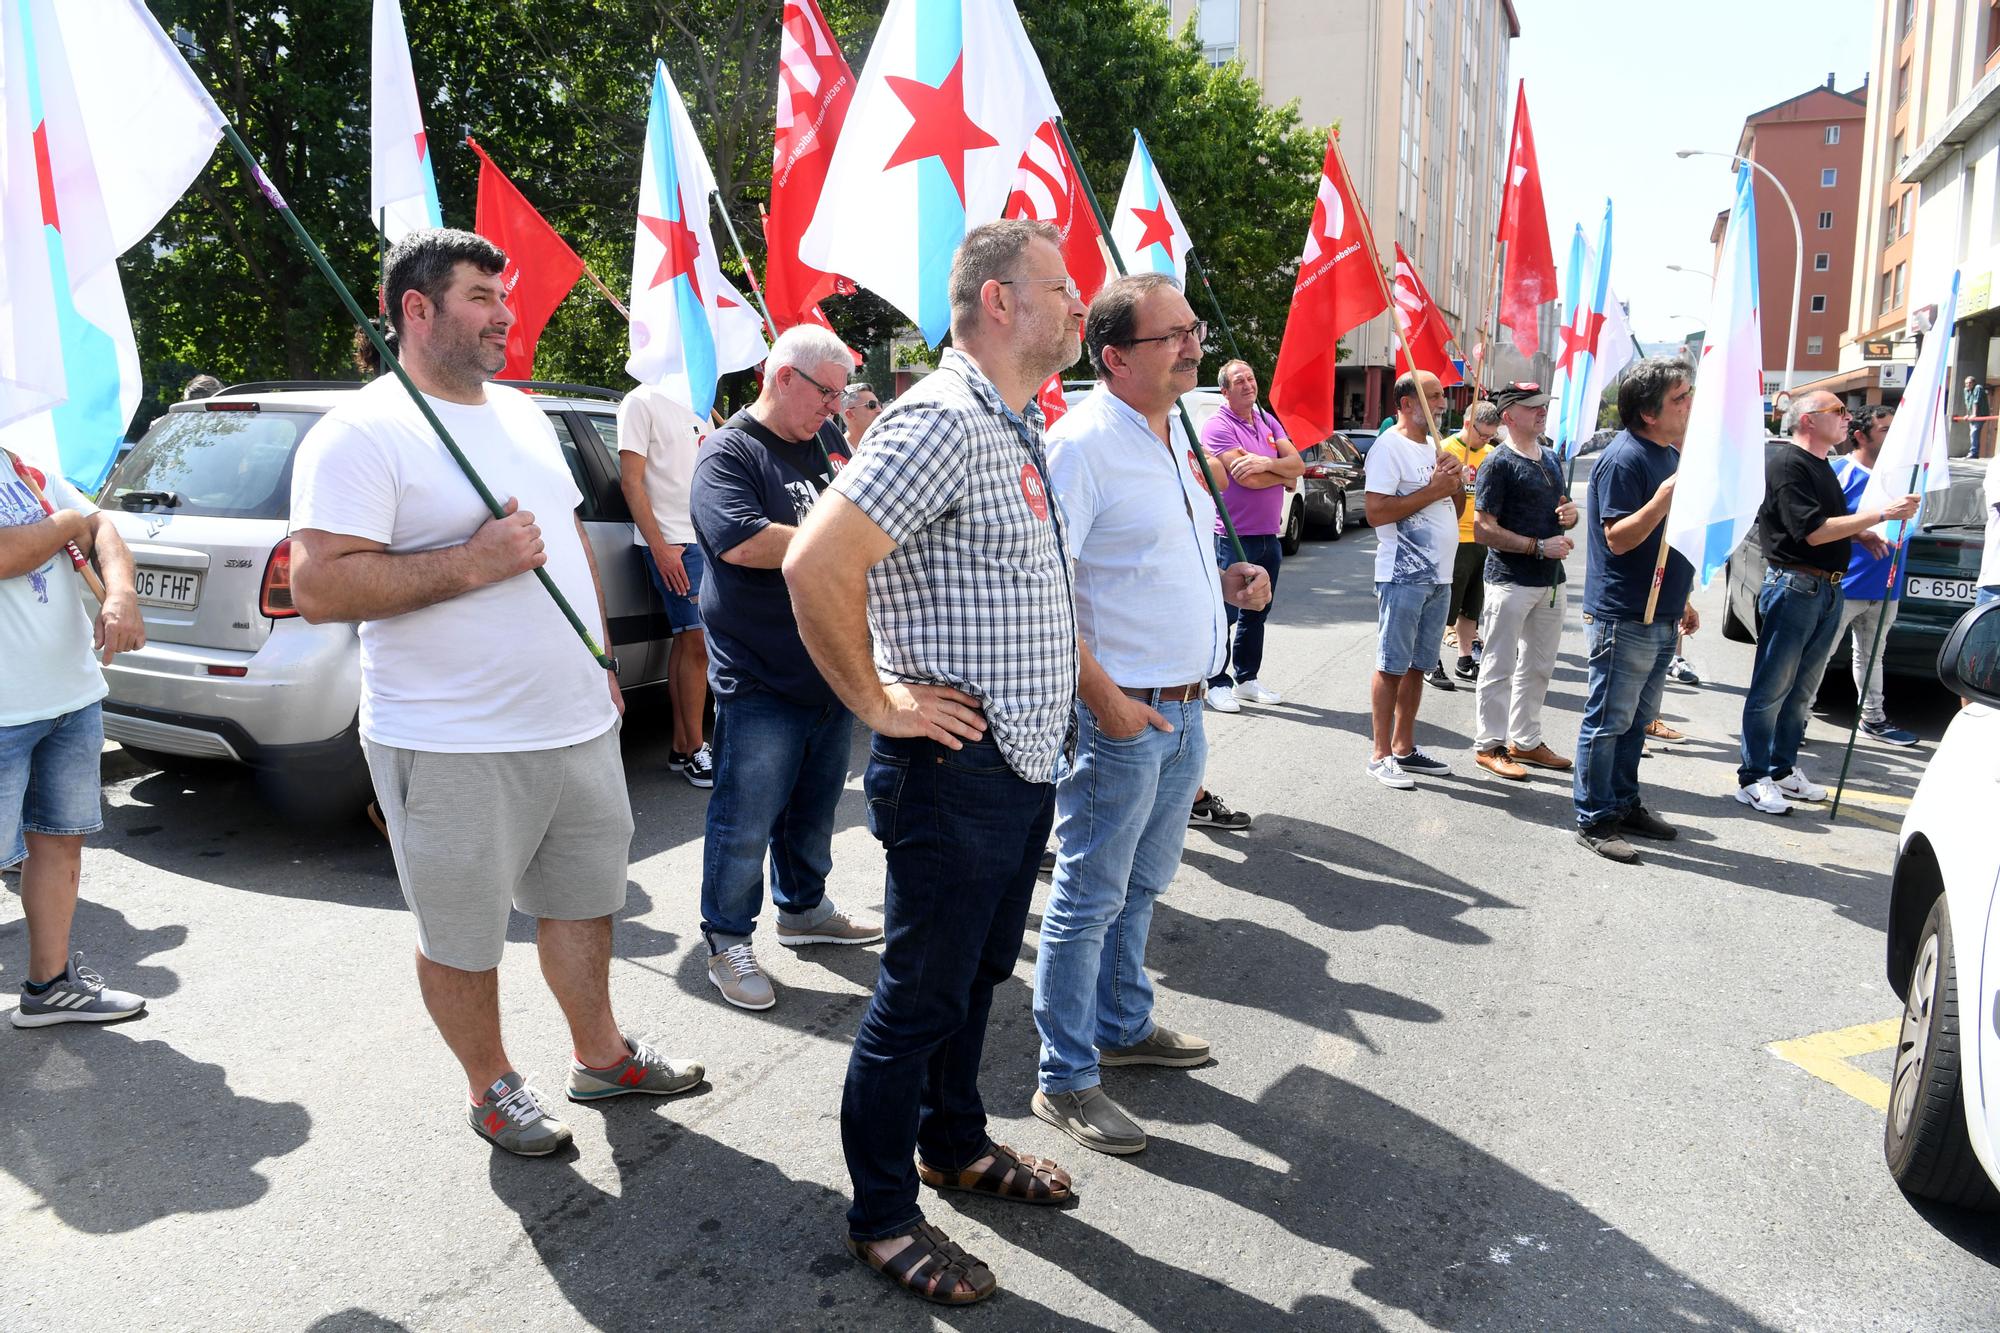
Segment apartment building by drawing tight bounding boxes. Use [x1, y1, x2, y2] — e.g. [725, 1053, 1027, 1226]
[1166, 0, 1529, 427]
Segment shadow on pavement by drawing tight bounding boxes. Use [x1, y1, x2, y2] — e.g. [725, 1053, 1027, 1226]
[304, 1312, 413, 1332]
[0, 1029, 309, 1235]
[0, 895, 185, 998]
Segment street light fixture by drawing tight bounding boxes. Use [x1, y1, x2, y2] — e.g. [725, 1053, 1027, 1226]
[1676, 148, 1803, 402]
[1665, 264, 1714, 280]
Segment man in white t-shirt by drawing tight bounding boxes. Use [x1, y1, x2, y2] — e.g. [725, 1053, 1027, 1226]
[290, 230, 703, 1159]
[1362, 370, 1464, 789]
[2, 448, 147, 1027]
[617, 384, 714, 786]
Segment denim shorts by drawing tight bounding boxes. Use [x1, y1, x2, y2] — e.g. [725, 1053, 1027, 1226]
[644, 542, 706, 634]
[0, 703, 105, 867]
[1375, 581, 1451, 674]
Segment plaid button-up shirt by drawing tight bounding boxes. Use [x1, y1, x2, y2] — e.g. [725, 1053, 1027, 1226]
[830, 348, 1078, 783]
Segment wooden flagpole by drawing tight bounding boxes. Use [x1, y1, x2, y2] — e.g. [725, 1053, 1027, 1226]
[7, 453, 106, 602]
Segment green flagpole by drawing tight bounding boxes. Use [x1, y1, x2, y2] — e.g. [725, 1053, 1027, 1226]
[221, 124, 613, 670]
[1187, 250, 1244, 363]
[1053, 117, 1248, 567]
[1829, 462, 1922, 821]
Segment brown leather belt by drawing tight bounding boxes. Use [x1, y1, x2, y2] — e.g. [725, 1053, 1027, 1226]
[1773, 562, 1839, 582]
[1120, 683, 1205, 704]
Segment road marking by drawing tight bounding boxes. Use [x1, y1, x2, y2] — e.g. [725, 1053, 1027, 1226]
[1838, 809, 1904, 834]
[1832, 787, 1913, 808]
[1767, 1019, 1899, 1111]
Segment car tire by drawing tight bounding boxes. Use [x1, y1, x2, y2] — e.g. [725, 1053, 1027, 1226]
[1328, 492, 1347, 541]
[1721, 564, 1755, 643]
[1281, 498, 1303, 556]
[1884, 895, 2000, 1211]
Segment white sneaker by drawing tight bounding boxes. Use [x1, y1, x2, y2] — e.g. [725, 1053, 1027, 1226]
[1772, 768, 1827, 802]
[1234, 679, 1283, 704]
[1366, 756, 1415, 789]
[1205, 685, 1242, 713]
[1734, 778, 1794, 815]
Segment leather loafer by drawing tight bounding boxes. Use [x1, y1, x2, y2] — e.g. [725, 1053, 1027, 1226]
[1476, 749, 1528, 780]
[1099, 1025, 1210, 1068]
[1619, 804, 1678, 841]
[1508, 742, 1573, 771]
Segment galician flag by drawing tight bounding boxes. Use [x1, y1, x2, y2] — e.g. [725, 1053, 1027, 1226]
[1549, 200, 1634, 461]
[798, 0, 1057, 346]
[0, 0, 223, 491]
[1665, 164, 1766, 588]
[1858, 269, 1960, 543]
[371, 0, 442, 241]
[1110, 131, 1192, 286]
[625, 60, 766, 418]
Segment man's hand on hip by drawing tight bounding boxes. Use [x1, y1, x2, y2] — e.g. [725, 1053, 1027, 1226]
[1222, 562, 1272, 610]
[870, 682, 987, 749]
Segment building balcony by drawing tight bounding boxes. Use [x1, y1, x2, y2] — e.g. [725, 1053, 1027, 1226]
[1901, 62, 2000, 182]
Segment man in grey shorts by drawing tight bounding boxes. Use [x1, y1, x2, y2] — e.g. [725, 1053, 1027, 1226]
[290, 229, 703, 1157]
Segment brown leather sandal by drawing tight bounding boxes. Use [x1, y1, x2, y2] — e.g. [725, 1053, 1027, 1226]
[916, 1140, 1075, 1205]
[846, 1221, 996, 1305]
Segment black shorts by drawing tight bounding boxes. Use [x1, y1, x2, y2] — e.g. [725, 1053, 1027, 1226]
[1448, 543, 1486, 625]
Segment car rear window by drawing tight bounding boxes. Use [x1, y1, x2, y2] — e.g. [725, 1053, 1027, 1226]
[1924, 465, 1993, 530]
[102, 409, 318, 519]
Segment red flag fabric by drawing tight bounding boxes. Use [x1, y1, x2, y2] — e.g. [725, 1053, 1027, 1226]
[467, 138, 584, 381]
[765, 0, 857, 328]
[1391, 244, 1462, 387]
[1005, 118, 1110, 427]
[1495, 82, 1557, 357]
[1269, 130, 1390, 450]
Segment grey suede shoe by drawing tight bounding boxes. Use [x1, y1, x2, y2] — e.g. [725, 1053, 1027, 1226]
[1032, 1086, 1147, 1156]
[1099, 1025, 1210, 1068]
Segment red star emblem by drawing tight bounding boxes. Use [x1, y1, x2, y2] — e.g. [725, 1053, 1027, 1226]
[883, 57, 997, 206]
[1132, 201, 1177, 258]
[640, 194, 704, 301]
[1555, 307, 1606, 377]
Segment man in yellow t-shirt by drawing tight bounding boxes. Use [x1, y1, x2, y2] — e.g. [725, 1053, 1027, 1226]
[1436, 402, 1501, 684]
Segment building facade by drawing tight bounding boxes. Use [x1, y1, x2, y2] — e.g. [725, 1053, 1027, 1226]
[1167, 0, 1528, 427]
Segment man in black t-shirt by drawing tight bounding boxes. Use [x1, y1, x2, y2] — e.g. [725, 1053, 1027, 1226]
[1736, 391, 1917, 815]
[688, 326, 885, 1012]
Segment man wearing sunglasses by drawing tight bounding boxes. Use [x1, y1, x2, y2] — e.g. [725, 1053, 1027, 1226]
[841, 383, 884, 463]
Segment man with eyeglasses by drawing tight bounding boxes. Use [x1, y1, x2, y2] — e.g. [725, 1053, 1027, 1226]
[1437, 399, 1503, 689]
[1200, 357, 1301, 712]
[687, 324, 885, 1013]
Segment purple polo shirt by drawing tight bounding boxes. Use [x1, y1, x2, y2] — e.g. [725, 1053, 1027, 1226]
[1200, 404, 1288, 537]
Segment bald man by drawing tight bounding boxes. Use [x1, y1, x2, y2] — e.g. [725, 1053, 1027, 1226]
[1361, 369, 1464, 788]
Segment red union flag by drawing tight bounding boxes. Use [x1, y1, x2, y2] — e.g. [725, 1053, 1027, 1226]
[1006, 119, 1106, 427]
[467, 137, 584, 381]
[764, 0, 856, 329]
[1269, 129, 1388, 449]
[1391, 244, 1462, 387]
[1496, 81, 1557, 356]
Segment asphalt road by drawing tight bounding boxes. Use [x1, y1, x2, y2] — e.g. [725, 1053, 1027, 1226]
[3, 519, 1996, 1331]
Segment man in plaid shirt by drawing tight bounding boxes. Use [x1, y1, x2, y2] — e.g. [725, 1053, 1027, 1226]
[786, 219, 1086, 1306]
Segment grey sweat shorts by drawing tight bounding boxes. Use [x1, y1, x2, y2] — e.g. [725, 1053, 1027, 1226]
[363, 724, 633, 971]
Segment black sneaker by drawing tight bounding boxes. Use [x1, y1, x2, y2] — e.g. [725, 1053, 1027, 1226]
[1454, 655, 1479, 681]
[680, 744, 715, 789]
[1391, 747, 1451, 776]
[1577, 821, 1640, 863]
[1424, 663, 1456, 691]
[1189, 793, 1252, 830]
[1618, 805, 1678, 841]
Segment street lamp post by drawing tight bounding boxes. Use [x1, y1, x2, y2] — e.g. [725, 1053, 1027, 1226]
[1676, 149, 1803, 404]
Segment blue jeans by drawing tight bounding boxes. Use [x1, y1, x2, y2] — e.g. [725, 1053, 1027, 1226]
[1034, 698, 1207, 1094]
[1739, 569, 1844, 786]
[699, 689, 851, 948]
[841, 733, 1054, 1241]
[1572, 618, 1676, 829]
[1209, 533, 1282, 687]
[1, 703, 104, 868]
[644, 543, 706, 634]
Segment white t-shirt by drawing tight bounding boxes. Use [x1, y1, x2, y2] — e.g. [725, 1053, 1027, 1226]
[617, 385, 706, 546]
[1364, 426, 1459, 585]
[290, 378, 615, 753]
[0, 456, 105, 726]
[1980, 448, 2000, 590]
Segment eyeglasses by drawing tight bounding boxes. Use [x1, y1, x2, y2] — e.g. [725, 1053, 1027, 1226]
[1121, 319, 1209, 348]
[791, 367, 845, 403]
[997, 275, 1082, 299]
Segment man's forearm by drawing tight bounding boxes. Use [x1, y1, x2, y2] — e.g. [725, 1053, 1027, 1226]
[1603, 491, 1671, 555]
[1076, 638, 1124, 714]
[1365, 488, 1446, 526]
[90, 515, 136, 597]
[1809, 507, 1894, 545]
[719, 523, 796, 568]
[618, 457, 673, 554]
[789, 562, 889, 722]
[1473, 513, 1538, 555]
[296, 545, 480, 623]
[0, 514, 87, 579]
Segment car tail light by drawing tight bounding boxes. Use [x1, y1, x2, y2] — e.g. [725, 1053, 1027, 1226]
[206, 665, 249, 677]
[1302, 465, 1331, 479]
[261, 537, 298, 618]
[203, 401, 260, 412]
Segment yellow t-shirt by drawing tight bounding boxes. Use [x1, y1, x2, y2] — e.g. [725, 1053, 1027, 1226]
[1440, 433, 1492, 544]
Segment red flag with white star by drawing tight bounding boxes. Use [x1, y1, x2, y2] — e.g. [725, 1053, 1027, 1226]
[1391, 244, 1462, 387]
[468, 138, 584, 381]
[765, 0, 857, 330]
[1269, 129, 1389, 450]
[1496, 81, 1557, 357]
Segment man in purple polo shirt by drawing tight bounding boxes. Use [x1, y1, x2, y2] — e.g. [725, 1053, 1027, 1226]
[1201, 360, 1303, 712]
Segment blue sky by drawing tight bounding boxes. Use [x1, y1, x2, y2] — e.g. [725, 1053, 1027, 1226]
[1509, 0, 1875, 345]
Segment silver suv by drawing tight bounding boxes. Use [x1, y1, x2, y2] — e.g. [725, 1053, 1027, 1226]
[93, 381, 672, 813]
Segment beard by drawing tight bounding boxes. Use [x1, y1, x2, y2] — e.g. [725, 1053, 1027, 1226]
[435, 317, 509, 385]
[1019, 305, 1083, 386]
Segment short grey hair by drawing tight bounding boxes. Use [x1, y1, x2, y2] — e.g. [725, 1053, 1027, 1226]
[948, 219, 1060, 335]
[842, 383, 878, 409]
[1218, 359, 1254, 388]
[1085, 272, 1182, 376]
[765, 324, 850, 376]
[1783, 393, 1842, 435]
[1615, 356, 1694, 431]
[1468, 401, 1501, 429]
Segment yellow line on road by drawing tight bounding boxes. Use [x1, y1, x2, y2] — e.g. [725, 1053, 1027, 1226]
[1833, 787, 1913, 808]
[1838, 809, 1904, 834]
[1767, 1019, 1899, 1111]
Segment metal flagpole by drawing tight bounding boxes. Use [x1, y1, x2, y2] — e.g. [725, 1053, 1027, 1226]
[1187, 251, 1244, 363]
[1054, 117, 1249, 567]
[220, 123, 613, 669]
[710, 191, 781, 342]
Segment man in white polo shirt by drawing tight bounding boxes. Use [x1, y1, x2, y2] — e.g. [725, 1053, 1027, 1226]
[1031, 273, 1270, 1156]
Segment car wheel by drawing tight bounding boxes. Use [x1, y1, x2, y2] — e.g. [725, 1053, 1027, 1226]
[1281, 498, 1303, 556]
[1884, 896, 2000, 1210]
[1329, 492, 1347, 541]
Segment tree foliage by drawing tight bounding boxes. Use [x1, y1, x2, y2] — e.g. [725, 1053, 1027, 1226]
[123, 0, 1325, 431]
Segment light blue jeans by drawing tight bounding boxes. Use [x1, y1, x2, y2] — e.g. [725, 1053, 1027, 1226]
[1034, 697, 1207, 1094]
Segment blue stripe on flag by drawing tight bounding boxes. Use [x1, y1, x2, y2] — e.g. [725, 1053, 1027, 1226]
[913, 0, 966, 345]
[649, 67, 716, 415]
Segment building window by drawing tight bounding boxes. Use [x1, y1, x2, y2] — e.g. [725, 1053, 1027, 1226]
[1818, 210, 1834, 229]
[1196, 0, 1239, 66]
[1810, 295, 1828, 313]
[1814, 252, 1831, 271]
[1821, 168, 1838, 187]
[1897, 60, 1910, 106]
[1824, 125, 1841, 145]
[1807, 336, 1824, 355]
[1891, 131, 1906, 166]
